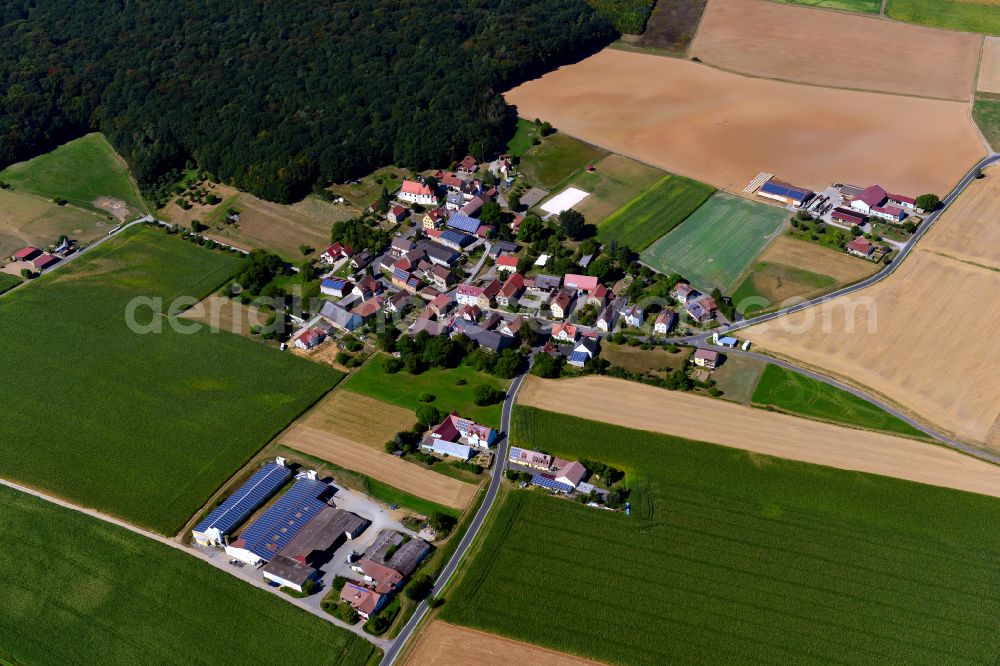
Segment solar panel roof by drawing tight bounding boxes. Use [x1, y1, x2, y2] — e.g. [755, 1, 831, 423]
[193, 463, 291, 537]
[237, 476, 329, 561]
[446, 212, 480, 233]
[531, 475, 574, 493]
[569, 351, 590, 364]
[760, 181, 810, 199]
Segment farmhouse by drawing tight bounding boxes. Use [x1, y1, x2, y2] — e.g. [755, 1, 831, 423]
[415, 240, 460, 267]
[508, 446, 553, 470]
[871, 205, 907, 223]
[757, 179, 814, 207]
[399, 179, 437, 206]
[191, 460, 291, 547]
[847, 236, 875, 258]
[693, 348, 719, 369]
[261, 507, 369, 592]
[438, 229, 475, 251]
[225, 474, 330, 567]
[461, 196, 485, 218]
[389, 236, 415, 257]
[408, 317, 450, 338]
[420, 439, 473, 461]
[449, 320, 515, 353]
[849, 184, 914, 216]
[340, 582, 386, 620]
[554, 460, 587, 489]
[563, 273, 599, 294]
[352, 297, 384, 320]
[351, 530, 431, 593]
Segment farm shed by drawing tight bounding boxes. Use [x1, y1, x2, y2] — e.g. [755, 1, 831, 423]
[191, 460, 291, 547]
[757, 180, 814, 207]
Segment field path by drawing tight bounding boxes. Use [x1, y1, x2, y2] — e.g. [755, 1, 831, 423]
[281, 424, 477, 509]
[0, 475, 387, 648]
[517, 376, 1000, 498]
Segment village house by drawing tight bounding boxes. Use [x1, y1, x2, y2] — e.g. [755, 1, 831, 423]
[319, 302, 364, 332]
[387, 205, 410, 224]
[422, 208, 447, 231]
[499, 315, 525, 338]
[508, 446, 553, 471]
[461, 196, 484, 218]
[654, 309, 677, 335]
[685, 296, 717, 324]
[449, 319, 515, 353]
[321, 242, 353, 264]
[291, 325, 328, 350]
[446, 212, 480, 235]
[445, 191, 465, 211]
[439, 172, 466, 191]
[620, 303, 644, 328]
[428, 293, 453, 318]
[479, 279, 502, 310]
[550, 289, 575, 319]
[320, 278, 352, 299]
[586, 283, 610, 309]
[428, 411, 497, 449]
[340, 582, 385, 621]
[389, 236, 415, 258]
[551, 322, 578, 343]
[567, 337, 598, 368]
[428, 265, 454, 291]
[391, 268, 422, 293]
[673, 283, 700, 304]
[847, 236, 875, 258]
[354, 274, 381, 300]
[408, 317, 449, 338]
[495, 255, 519, 275]
[596, 304, 617, 332]
[693, 348, 720, 369]
[398, 179, 436, 206]
[352, 296, 384, 320]
[496, 272, 525, 307]
[384, 291, 412, 315]
[563, 273, 599, 294]
[458, 154, 478, 173]
[415, 240, 460, 267]
[457, 303, 481, 322]
[350, 250, 373, 271]
[456, 283, 484, 307]
[438, 229, 475, 252]
[351, 530, 431, 594]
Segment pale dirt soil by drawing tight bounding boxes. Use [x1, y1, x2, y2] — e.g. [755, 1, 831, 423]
[404, 621, 607, 666]
[978, 37, 1000, 94]
[517, 376, 1000, 497]
[300, 389, 416, 448]
[747, 168, 1000, 445]
[757, 235, 880, 283]
[504, 49, 985, 195]
[178, 295, 264, 337]
[280, 423, 476, 509]
[691, 0, 980, 101]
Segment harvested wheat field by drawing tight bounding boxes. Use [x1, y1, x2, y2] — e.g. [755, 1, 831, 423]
[745, 170, 1000, 444]
[179, 295, 264, 337]
[979, 37, 1000, 94]
[404, 622, 606, 666]
[691, 0, 979, 101]
[280, 423, 476, 509]
[300, 390, 416, 448]
[757, 235, 879, 283]
[517, 376, 1000, 497]
[505, 49, 984, 195]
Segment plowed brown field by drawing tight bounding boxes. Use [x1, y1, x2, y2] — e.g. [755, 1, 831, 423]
[978, 37, 1000, 94]
[280, 423, 477, 509]
[404, 622, 606, 666]
[517, 376, 1000, 497]
[691, 0, 979, 101]
[746, 169, 1000, 445]
[505, 49, 985, 195]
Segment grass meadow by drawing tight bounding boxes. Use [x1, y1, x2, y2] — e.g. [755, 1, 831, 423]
[732, 261, 836, 315]
[774, 0, 880, 13]
[887, 0, 1000, 35]
[0, 485, 379, 666]
[639, 193, 785, 292]
[597, 175, 714, 250]
[750, 364, 928, 438]
[442, 407, 1000, 665]
[0, 272, 21, 294]
[342, 354, 510, 428]
[506, 119, 543, 157]
[973, 96, 1000, 151]
[0, 133, 147, 216]
[518, 133, 608, 190]
[559, 153, 665, 226]
[0, 226, 341, 533]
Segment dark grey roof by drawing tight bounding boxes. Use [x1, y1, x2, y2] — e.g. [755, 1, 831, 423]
[415, 240, 460, 265]
[279, 507, 369, 560]
[262, 554, 316, 586]
[319, 302, 363, 331]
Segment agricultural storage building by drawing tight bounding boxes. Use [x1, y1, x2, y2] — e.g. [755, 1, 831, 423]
[192, 460, 291, 547]
[262, 554, 317, 593]
[225, 475, 330, 566]
[757, 180, 814, 207]
[832, 207, 866, 226]
[531, 475, 575, 494]
[261, 507, 368, 591]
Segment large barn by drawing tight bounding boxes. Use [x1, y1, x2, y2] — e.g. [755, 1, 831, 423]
[191, 460, 291, 547]
[757, 179, 814, 207]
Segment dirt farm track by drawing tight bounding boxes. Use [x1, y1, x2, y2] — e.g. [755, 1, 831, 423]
[691, 0, 979, 102]
[746, 167, 1000, 447]
[505, 49, 985, 196]
[517, 376, 1000, 499]
[404, 622, 607, 666]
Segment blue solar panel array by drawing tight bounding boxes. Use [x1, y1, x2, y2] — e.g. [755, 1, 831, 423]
[569, 351, 590, 365]
[531, 475, 574, 493]
[193, 463, 291, 538]
[760, 181, 811, 200]
[447, 212, 480, 233]
[440, 229, 472, 246]
[237, 477, 329, 561]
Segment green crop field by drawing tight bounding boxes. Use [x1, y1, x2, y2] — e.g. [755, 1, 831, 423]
[774, 0, 880, 13]
[442, 407, 1000, 665]
[751, 364, 928, 438]
[887, 0, 1000, 35]
[342, 354, 509, 428]
[0, 134, 147, 216]
[0, 273, 21, 295]
[597, 175, 714, 251]
[518, 133, 608, 190]
[0, 226, 341, 534]
[973, 96, 1000, 151]
[640, 193, 785, 292]
[586, 0, 654, 33]
[0, 485, 378, 666]
[732, 261, 837, 315]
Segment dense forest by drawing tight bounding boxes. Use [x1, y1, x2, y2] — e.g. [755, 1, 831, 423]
[0, 0, 616, 203]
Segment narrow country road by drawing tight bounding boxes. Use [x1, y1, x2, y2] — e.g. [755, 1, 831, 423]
[380, 365, 529, 665]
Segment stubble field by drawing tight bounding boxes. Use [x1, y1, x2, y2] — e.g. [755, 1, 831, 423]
[517, 376, 1000, 495]
[404, 622, 604, 666]
[505, 49, 985, 195]
[977, 37, 1000, 93]
[746, 169, 1000, 446]
[691, 0, 980, 101]
[300, 389, 417, 449]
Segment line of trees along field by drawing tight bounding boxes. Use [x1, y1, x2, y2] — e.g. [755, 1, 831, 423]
[0, 0, 616, 204]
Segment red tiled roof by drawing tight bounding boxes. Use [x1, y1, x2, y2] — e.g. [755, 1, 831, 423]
[496, 255, 518, 268]
[401, 180, 433, 196]
[888, 193, 915, 205]
[563, 273, 599, 292]
[848, 237, 873, 254]
[12, 246, 40, 260]
[858, 185, 888, 207]
[32, 254, 60, 270]
[482, 279, 502, 298]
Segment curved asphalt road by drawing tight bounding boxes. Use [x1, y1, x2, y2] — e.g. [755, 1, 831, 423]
[381, 368, 528, 665]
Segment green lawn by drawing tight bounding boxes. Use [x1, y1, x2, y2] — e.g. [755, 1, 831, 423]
[0, 485, 379, 666]
[559, 153, 666, 226]
[640, 193, 786, 292]
[0, 226, 341, 534]
[0, 272, 21, 295]
[773, 0, 880, 12]
[887, 0, 1000, 34]
[972, 96, 1000, 151]
[442, 407, 1000, 666]
[732, 261, 837, 315]
[342, 354, 509, 428]
[506, 119, 542, 157]
[597, 175, 715, 251]
[0, 133, 147, 216]
[751, 364, 928, 438]
[518, 133, 608, 190]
